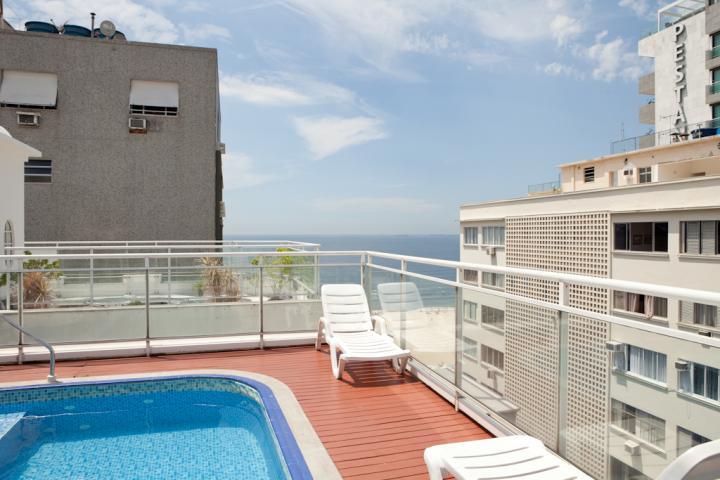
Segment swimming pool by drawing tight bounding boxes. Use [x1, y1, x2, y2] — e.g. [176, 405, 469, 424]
[0, 375, 313, 479]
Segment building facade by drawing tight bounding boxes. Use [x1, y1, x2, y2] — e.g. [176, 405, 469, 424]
[0, 27, 223, 242]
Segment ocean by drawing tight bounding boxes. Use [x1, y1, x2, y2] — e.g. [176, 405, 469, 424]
[227, 234, 460, 307]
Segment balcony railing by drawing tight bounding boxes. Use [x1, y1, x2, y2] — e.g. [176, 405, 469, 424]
[708, 82, 720, 95]
[0, 247, 718, 479]
[527, 180, 561, 195]
[610, 120, 720, 154]
[707, 45, 720, 60]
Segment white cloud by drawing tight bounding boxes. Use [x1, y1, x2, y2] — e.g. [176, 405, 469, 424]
[550, 14, 583, 46]
[293, 115, 387, 160]
[618, 0, 653, 19]
[311, 196, 439, 213]
[180, 23, 231, 42]
[219, 72, 357, 107]
[577, 31, 647, 82]
[541, 62, 582, 78]
[222, 153, 277, 189]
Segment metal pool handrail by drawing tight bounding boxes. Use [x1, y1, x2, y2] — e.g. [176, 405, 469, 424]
[1, 313, 58, 383]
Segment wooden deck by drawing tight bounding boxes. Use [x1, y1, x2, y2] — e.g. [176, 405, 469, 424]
[0, 346, 491, 479]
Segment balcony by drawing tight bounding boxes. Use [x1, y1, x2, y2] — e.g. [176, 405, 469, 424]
[1, 243, 719, 479]
[527, 179, 561, 196]
[707, 45, 720, 61]
[638, 72, 655, 96]
[639, 101, 655, 125]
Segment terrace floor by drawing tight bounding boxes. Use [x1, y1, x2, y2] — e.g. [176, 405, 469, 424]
[0, 346, 492, 479]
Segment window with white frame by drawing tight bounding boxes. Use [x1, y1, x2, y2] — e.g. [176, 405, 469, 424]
[463, 300, 477, 324]
[481, 345, 504, 371]
[638, 166, 652, 184]
[481, 226, 505, 246]
[463, 226, 478, 245]
[462, 337, 478, 361]
[677, 427, 710, 456]
[614, 222, 668, 252]
[679, 301, 718, 328]
[129, 80, 179, 117]
[481, 272, 505, 289]
[24, 159, 52, 183]
[621, 345, 667, 383]
[611, 399, 665, 448]
[463, 269, 478, 285]
[481, 305, 504, 330]
[681, 221, 719, 255]
[613, 291, 667, 318]
[0, 71, 58, 109]
[679, 362, 719, 403]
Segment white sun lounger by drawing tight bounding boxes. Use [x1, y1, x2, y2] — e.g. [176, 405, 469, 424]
[425, 435, 720, 480]
[317, 284, 410, 380]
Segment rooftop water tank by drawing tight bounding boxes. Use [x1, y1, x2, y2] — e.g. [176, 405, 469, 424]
[92, 28, 125, 40]
[25, 21, 59, 34]
[62, 25, 91, 37]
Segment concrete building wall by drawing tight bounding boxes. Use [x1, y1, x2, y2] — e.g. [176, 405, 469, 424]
[639, 12, 709, 134]
[0, 30, 221, 241]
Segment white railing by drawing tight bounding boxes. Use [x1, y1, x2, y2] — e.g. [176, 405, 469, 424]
[1, 247, 719, 479]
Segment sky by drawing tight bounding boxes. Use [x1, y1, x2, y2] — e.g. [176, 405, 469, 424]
[4, 0, 664, 235]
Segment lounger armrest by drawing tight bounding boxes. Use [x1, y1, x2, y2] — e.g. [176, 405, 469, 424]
[371, 315, 388, 336]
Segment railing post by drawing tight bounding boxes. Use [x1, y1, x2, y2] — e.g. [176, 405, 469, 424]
[17, 270, 23, 365]
[167, 248, 172, 304]
[89, 248, 94, 305]
[455, 267, 463, 388]
[557, 281, 569, 456]
[145, 257, 150, 357]
[400, 259, 408, 349]
[259, 255, 264, 350]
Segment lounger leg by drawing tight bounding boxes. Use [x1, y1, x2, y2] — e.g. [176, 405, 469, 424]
[392, 356, 409, 375]
[423, 447, 445, 480]
[329, 344, 346, 380]
[315, 319, 324, 351]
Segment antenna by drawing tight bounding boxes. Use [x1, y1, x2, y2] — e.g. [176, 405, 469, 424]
[90, 12, 95, 37]
[620, 122, 625, 140]
[99, 20, 116, 38]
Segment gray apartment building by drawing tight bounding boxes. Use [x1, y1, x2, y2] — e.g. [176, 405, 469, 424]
[0, 24, 223, 241]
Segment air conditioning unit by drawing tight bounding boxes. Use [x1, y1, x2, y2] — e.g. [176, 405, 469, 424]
[605, 341, 625, 352]
[624, 440, 641, 456]
[128, 117, 147, 133]
[485, 246, 496, 256]
[17, 112, 40, 127]
[218, 142, 226, 154]
[675, 360, 689, 371]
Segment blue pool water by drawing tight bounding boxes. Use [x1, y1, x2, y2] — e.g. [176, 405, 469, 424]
[0, 377, 305, 479]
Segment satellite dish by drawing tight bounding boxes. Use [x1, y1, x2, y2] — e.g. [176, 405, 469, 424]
[99, 20, 116, 38]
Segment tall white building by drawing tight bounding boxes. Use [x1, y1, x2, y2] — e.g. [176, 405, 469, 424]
[459, 2, 720, 478]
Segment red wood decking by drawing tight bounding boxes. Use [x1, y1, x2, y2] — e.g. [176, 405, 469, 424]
[0, 346, 492, 479]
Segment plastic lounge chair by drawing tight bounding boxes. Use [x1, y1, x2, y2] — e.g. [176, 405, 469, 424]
[425, 435, 720, 480]
[317, 284, 410, 380]
[424, 435, 592, 480]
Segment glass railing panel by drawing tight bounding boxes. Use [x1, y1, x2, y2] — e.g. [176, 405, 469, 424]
[149, 266, 260, 338]
[20, 267, 146, 344]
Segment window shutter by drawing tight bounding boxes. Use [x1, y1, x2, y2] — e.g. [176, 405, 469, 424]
[686, 222, 700, 254]
[701, 221, 717, 255]
[680, 301, 694, 324]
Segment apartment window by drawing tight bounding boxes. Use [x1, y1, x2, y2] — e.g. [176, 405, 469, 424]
[129, 80, 179, 117]
[481, 272, 505, 290]
[481, 226, 505, 246]
[463, 300, 478, 325]
[481, 305, 505, 330]
[0, 71, 58, 109]
[714, 103, 720, 125]
[24, 159, 52, 183]
[614, 222, 668, 252]
[481, 345, 504, 371]
[611, 399, 665, 448]
[623, 345, 667, 383]
[714, 32, 720, 49]
[681, 221, 719, 255]
[680, 301, 718, 328]
[638, 166, 652, 184]
[677, 427, 710, 456]
[583, 166, 595, 183]
[463, 227, 478, 245]
[680, 362, 720, 403]
[613, 291, 667, 318]
[462, 337, 478, 362]
[463, 269, 478, 285]
[714, 68, 720, 84]
[610, 458, 651, 480]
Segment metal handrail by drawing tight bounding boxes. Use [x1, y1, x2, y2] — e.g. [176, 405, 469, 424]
[1, 313, 58, 382]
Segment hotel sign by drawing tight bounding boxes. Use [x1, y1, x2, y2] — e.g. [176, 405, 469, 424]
[674, 23, 686, 126]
